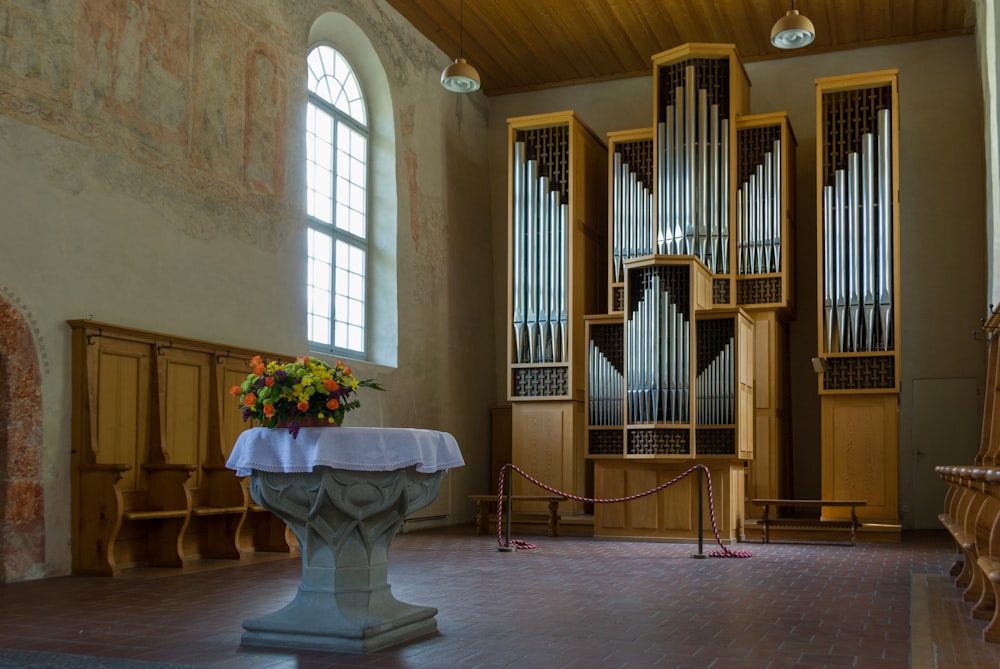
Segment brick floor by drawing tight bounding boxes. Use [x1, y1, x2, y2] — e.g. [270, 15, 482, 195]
[0, 528, 995, 668]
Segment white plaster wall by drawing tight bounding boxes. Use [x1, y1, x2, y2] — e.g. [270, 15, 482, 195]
[0, 0, 495, 577]
[488, 36, 987, 523]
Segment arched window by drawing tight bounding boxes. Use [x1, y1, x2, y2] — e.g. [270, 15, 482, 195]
[306, 45, 369, 357]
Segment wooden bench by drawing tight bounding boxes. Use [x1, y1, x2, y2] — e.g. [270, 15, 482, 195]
[69, 321, 302, 576]
[752, 498, 867, 546]
[468, 495, 567, 537]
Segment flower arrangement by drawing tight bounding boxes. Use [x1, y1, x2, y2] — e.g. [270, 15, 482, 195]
[231, 355, 384, 437]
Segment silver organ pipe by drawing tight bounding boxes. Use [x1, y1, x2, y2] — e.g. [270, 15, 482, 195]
[835, 168, 848, 353]
[538, 175, 551, 363]
[673, 87, 684, 256]
[613, 151, 623, 283]
[525, 157, 539, 363]
[772, 139, 781, 272]
[861, 133, 877, 351]
[709, 104, 720, 273]
[877, 109, 893, 349]
[821, 110, 893, 352]
[763, 152, 773, 272]
[685, 66, 696, 257]
[847, 152, 861, 353]
[697, 88, 709, 264]
[755, 164, 764, 273]
[822, 185, 836, 353]
[512, 142, 526, 363]
[720, 119, 730, 274]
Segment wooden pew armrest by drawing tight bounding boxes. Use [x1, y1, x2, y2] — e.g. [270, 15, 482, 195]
[141, 463, 198, 473]
[123, 508, 189, 521]
[80, 463, 133, 473]
[191, 505, 246, 516]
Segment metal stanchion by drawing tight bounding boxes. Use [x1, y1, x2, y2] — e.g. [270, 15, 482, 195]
[691, 466, 708, 559]
[499, 465, 515, 552]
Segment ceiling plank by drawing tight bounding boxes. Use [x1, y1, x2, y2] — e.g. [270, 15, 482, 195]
[384, 0, 976, 96]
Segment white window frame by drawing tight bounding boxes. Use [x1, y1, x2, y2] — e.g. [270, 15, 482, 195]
[306, 44, 370, 359]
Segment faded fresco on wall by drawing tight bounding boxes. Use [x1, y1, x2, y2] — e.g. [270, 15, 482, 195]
[0, 0, 290, 244]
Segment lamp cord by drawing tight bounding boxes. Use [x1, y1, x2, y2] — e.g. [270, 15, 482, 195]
[459, 0, 465, 59]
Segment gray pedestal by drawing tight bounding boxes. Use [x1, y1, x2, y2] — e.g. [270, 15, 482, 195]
[243, 466, 443, 652]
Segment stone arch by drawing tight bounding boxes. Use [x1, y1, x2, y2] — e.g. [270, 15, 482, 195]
[0, 294, 45, 582]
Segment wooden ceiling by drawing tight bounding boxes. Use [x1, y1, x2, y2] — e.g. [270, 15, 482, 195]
[386, 0, 976, 96]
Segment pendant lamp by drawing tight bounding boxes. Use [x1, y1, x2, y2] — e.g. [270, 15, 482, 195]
[771, 0, 816, 50]
[441, 0, 481, 93]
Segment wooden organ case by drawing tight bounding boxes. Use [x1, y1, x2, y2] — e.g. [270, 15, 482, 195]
[507, 111, 608, 516]
[581, 43, 797, 542]
[815, 71, 902, 537]
[506, 44, 799, 542]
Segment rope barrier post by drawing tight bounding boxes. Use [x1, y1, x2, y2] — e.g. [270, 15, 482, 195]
[691, 465, 708, 559]
[498, 464, 515, 552]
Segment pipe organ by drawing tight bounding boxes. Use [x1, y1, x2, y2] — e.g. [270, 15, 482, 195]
[507, 44, 800, 542]
[581, 44, 775, 542]
[504, 46, 905, 542]
[815, 71, 901, 536]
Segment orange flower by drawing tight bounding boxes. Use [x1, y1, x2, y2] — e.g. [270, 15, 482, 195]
[250, 355, 262, 367]
[254, 364, 265, 376]
[326, 398, 340, 410]
[323, 379, 338, 391]
[263, 404, 275, 418]
[343, 367, 352, 375]
[302, 356, 310, 364]
[244, 393, 256, 407]
[297, 401, 310, 412]
[229, 385, 241, 396]
[265, 377, 275, 387]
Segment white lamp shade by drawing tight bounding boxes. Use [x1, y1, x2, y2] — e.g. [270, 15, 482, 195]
[771, 9, 816, 49]
[441, 58, 481, 93]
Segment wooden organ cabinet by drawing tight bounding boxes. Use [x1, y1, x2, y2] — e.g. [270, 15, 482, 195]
[507, 111, 608, 516]
[736, 112, 797, 521]
[580, 43, 797, 542]
[814, 71, 902, 537]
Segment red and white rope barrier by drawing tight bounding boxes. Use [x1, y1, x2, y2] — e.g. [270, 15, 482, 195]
[496, 463, 751, 558]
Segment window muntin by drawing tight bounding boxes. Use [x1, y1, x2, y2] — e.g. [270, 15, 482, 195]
[306, 45, 368, 357]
